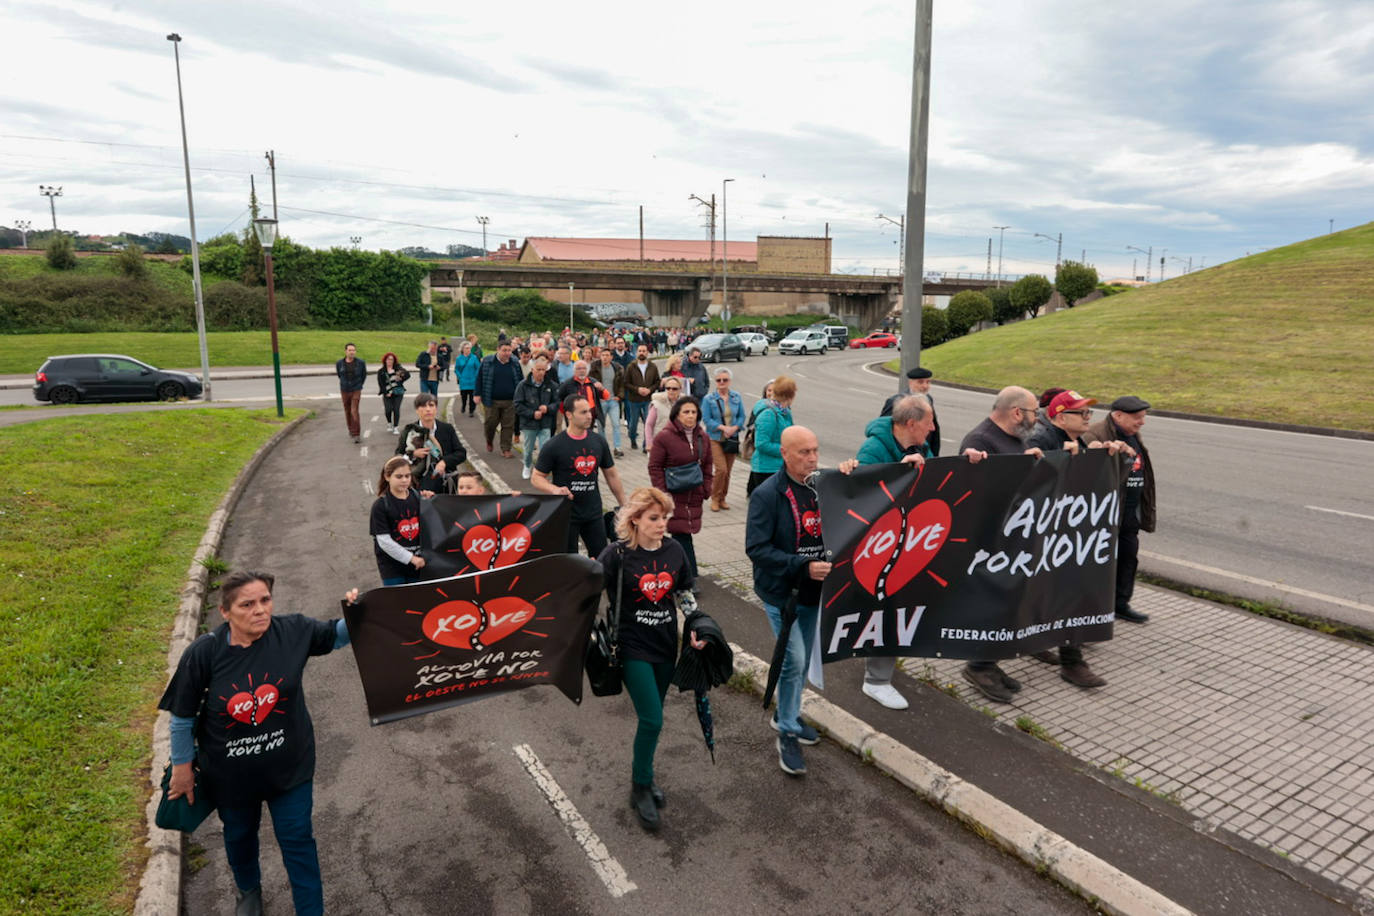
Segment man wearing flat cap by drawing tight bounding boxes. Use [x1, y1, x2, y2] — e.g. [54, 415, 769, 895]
[881, 367, 940, 456]
[1084, 396, 1155, 624]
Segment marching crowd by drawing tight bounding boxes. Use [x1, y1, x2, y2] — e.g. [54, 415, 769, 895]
[161, 329, 1154, 913]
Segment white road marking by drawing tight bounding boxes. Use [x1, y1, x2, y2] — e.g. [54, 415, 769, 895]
[1306, 505, 1374, 522]
[1140, 549, 1374, 615]
[359, 446, 369, 459]
[361, 479, 373, 495]
[512, 743, 637, 898]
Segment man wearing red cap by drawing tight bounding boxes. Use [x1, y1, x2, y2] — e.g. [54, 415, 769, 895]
[1026, 390, 1132, 688]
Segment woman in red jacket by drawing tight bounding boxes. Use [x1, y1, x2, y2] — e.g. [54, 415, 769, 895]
[647, 396, 713, 577]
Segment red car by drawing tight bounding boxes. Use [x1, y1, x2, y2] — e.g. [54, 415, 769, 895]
[849, 332, 899, 349]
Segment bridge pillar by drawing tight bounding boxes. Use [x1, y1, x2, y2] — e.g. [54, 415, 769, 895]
[829, 290, 895, 332]
[644, 278, 712, 326]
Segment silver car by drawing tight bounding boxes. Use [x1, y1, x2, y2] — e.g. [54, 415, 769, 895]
[738, 332, 770, 356]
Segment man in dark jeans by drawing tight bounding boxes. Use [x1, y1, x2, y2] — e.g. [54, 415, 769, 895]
[335, 343, 367, 442]
[531, 395, 627, 557]
[1084, 396, 1155, 624]
[436, 337, 453, 382]
[475, 341, 524, 457]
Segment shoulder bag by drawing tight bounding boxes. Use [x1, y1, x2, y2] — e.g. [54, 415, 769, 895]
[664, 428, 705, 493]
[155, 762, 214, 833]
[585, 546, 625, 697]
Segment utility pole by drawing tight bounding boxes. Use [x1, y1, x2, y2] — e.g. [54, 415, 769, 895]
[722, 178, 735, 324]
[986, 238, 992, 279]
[38, 186, 62, 231]
[993, 226, 1009, 287]
[1128, 245, 1153, 282]
[899, 0, 933, 382]
[15, 220, 31, 247]
[167, 33, 211, 403]
[476, 216, 489, 255]
[264, 150, 277, 220]
[639, 205, 644, 263]
[1329, 218, 1334, 234]
[877, 213, 905, 275]
[689, 192, 717, 290]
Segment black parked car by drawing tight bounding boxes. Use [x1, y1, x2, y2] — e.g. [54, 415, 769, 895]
[687, 333, 746, 362]
[33, 354, 204, 404]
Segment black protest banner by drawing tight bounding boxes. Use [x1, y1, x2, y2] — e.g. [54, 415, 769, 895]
[343, 554, 603, 724]
[417, 493, 571, 580]
[816, 449, 1123, 662]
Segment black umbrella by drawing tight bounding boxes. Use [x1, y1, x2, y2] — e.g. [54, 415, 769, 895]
[761, 587, 799, 710]
[672, 611, 733, 693]
[695, 691, 716, 764]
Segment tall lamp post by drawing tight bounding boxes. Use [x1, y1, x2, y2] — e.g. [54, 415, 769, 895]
[1033, 231, 1062, 268]
[877, 213, 906, 275]
[38, 186, 62, 231]
[15, 220, 31, 248]
[167, 33, 211, 402]
[476, 216, 490, 255]
[993, 225, 1009, 286]
[722, 178, 734, 324]
[568, 282, 575, 333]
[253, 218, 284, 418]
[1126, 245, 1152, 282]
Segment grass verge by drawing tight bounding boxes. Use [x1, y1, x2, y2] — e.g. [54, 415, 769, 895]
[0, 407, 301, 913]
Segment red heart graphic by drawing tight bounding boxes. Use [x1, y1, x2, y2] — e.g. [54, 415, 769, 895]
[227, 691, 255, 724]
[462, 523, 532, 570]
[851, 499, 951, 600]
[251, 683, 279, 724]
[574, 455, 597, 476]
[801, 510, 821, 537]
[422, 596, 536, 650]
[638, 571, 674, 603]
[396, 516, 420, 541]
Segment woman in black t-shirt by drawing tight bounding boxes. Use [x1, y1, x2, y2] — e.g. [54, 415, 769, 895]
[370, 455, 426, 586]
[158, 570, 357, 916]
[596, 486, 700, 832]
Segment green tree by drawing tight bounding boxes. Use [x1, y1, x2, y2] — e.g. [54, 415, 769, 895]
[155, 236, 180, 255]
[1009, 274, 1054, 320]
[242, 187, 264, 286]
[945, 290, 993, 337]
[115, 242, 148, 279]
[45, 234, 77, 270]
[983, 285, 1018, 324]
[920, 304, 947, 348]
[1055, 260, 1099, 308]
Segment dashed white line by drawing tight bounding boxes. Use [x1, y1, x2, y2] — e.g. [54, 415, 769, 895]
[1139, 549, 1374, 615]
[1306, 505, 1374, 522]
[361, 479, 373, 495]
[359, 445, 369, 460]
[512, 743, 637, 898]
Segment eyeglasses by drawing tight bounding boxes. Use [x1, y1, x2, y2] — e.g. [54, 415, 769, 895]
[1061, 409, 1093, 418]
[1015, 405, 1037, 414]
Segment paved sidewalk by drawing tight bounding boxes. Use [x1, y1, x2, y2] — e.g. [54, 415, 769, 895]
[570, 433, 1374, 904]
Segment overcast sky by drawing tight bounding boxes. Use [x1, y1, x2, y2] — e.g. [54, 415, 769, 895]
[2, 0, 1371, 280]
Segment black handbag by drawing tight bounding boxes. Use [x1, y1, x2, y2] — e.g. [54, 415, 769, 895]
[155, 762, 214, 833]
[585, 546, 624, 697]
[719, 436, 740, 455]
[664, 460, 703, 493]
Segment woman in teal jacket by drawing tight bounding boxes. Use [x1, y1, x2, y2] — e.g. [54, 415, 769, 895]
[453, 342, 482, 416]
[747, 375, 796, 496]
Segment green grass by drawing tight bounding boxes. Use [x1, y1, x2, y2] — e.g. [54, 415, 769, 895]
[0, 408, 301, 914]
[0, 250, 194, 297]
[900, 223, 1374, 431]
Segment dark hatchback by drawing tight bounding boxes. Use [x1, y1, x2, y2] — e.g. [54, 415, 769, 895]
[687, 333, 746, 362]
[33, 354, 204, 404]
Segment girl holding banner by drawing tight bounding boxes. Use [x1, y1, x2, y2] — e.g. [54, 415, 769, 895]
[370, 456, 426, 586]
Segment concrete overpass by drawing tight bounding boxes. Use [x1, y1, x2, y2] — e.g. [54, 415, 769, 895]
[428, 262, 1006, 329]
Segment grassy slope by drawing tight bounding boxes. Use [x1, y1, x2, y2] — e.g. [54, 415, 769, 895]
[0, 251, 194, 296]
[916, 223, 1374, 431]
[0, 409, 300, 914]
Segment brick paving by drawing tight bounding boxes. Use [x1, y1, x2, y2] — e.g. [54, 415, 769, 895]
[497, 415, 1374, 904]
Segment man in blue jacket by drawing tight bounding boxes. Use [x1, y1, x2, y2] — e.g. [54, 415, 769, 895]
[747, 425, 856, 777]
[701, 368, 745, 512]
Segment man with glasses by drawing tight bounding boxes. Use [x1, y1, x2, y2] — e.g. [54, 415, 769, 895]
[682, 348, 710, 400]
[701, 368, 745, 512]
[1084, 396, 1155, 625]
[1026, 390, 1132, 688]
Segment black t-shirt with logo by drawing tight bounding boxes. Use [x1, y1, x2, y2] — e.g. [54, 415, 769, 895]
[1121, 432, 1145, 523]
[597, 539, 694, 664]
[785, 477, 826, 605]
[535, 430, 615, 522]
[370, 490, 423, 580]
[158, 615, 339, 807]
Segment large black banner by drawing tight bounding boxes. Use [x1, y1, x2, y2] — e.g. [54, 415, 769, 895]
[816, 449, 1123, 662]
[417, 493, 571, 579]
[343, 554, 603, 724]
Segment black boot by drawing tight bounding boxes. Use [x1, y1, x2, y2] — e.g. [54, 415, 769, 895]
[650, 783, 666, 808]
[235, 886, 263, 916]
[630, 783, 660, 830]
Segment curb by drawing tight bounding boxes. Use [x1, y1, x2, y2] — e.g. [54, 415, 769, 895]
[133, 411, 311, 916]
[457, 418, 1192, 916]
[443, 395, 511, 495]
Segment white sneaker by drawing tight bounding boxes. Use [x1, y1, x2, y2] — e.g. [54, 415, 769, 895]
[862, 682, 909, 710]
[521, 466, 532, 479]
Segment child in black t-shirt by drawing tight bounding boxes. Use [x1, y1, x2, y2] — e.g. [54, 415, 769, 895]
[596, 486, 701, 832]
[370, 456, 426, 585]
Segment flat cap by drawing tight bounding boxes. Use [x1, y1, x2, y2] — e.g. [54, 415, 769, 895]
[906, 366, 933, 380]
[1110, 395, 1151, 412]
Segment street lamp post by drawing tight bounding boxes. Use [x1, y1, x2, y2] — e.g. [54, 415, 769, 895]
[1033, 231, 1062, 268]
[458, 272, 466, 338]
[722, 178, 735, 324]
[349, 236, 361, 249]
[253, 218, 284, 418]
[1126, 245, 1152, 282]
[15, 220, 31, 248]
[167, 33, 212, 402]
[877, 213, 906, 275]
[993, 226, 1009, 286]
[38, 186, 62, 231]
[476, 216, 490, 256]
[568, 282, 575, 333]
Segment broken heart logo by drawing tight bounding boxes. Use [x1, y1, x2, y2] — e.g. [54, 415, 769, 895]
[462, 523, 532, 570]
[638, 571, 674, 603]
[396, 516, 420, 541]
[851, 499, 952, 601]
[226, 683, 280, 726]
[801, 510, 821, 537]
[573, 455, 597, 476]
[422, 596, 536, 650]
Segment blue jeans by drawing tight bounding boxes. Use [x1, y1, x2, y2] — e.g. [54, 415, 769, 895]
[522, 427, 551, 470]
[623, 399, 649, 445]
[762, 600, 819, 736]
[597, 399, 622, 449]
[218, 779, 322, 916]
[420, 379, 439, 396]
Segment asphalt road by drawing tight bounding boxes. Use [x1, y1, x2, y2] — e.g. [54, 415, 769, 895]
[8, 349, 1371, 625]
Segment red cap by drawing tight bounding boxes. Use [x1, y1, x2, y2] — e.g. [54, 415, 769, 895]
[1047, 390, 1097, 418]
